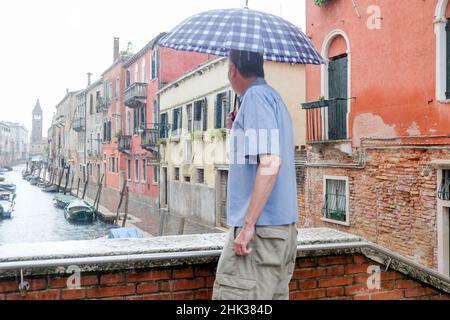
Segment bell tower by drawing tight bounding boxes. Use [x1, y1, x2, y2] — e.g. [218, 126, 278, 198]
[31, 99, 43, 143]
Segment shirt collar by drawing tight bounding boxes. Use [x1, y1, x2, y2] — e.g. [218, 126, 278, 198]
[238, 77, 267, 103]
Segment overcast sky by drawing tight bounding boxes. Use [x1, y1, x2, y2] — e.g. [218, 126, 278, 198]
[0, 0, 306, 136]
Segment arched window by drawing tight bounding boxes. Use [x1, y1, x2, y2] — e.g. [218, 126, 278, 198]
[320, 30, 351, 141]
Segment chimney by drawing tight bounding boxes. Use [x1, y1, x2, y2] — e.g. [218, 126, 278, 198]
[66, 88, 69, 94]
[114, 37, 120, 62]
[87, 72, 92, 86]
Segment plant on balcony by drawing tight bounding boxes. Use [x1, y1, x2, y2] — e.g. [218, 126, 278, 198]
[115, 130, 123, 139]
[314, 0, 329, 6]
[207, 128, 227, 143]
[157, 138, 167, 146]
[169, 135, 180, 144]
[191, 131, 204, 141]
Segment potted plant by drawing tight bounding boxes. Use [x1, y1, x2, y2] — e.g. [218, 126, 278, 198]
[314, 0, 329, 6]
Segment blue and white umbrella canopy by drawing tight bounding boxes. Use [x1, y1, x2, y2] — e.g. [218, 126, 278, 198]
[159, 8, 324, 65]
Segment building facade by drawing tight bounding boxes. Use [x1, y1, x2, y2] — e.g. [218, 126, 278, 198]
[122, 33, 211, 213]
[302, 0, 450, 275]
[159, 57, 306, 228]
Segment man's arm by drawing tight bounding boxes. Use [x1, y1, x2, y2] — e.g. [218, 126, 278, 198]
[234, 154, 282, 256]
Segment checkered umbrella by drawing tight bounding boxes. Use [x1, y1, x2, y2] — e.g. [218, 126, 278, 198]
[158, 8, 324, 65]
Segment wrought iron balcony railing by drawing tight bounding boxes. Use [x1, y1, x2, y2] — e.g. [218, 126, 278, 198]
[118, 135, 132, 153]
[124, 82, 147, 108]
[96, 97, 109, 113]
[301, 98, 348, 143]
[73, 117, 85, 132]
[140, 123, 171, 152]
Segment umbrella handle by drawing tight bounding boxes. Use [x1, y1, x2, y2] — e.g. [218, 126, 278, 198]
[232, 93, 239, 118]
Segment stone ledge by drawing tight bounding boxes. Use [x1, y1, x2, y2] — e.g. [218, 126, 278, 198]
[1, 228, 449, 294]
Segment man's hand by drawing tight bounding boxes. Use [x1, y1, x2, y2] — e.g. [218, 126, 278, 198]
[227, 111, 235, 129]
[234, 226, 255, 256]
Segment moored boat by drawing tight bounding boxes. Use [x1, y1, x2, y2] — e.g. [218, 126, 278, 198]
[64, 200, 96, 223]
[53, 194, 78, 209]
[0, 192, 15, 219]
[0, 181, 16, 194]
[42, 185, 59, 193]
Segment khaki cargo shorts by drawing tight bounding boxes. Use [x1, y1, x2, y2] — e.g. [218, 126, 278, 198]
[212, 223, 298, 300]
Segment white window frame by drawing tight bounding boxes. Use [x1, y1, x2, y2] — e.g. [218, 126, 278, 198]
[152, 165, 159, 185]
[127, 159, 131, 181]
[142, 159, 147, 183]
[435, 0, 450, 102]
[141, 59, 146, 83]
[134, 64, 139, 83]
[135, 159, 139, 182]
[321, 175, 350, 227]
[435, 164, 450, 276]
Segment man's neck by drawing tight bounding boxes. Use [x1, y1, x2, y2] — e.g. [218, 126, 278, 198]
[237, 76, 258, 96]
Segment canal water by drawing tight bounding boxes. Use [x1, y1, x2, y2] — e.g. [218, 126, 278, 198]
[0, 166, 112, 245]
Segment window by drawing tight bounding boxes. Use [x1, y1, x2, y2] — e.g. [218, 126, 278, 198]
[135, 159, 139, 182]
[134, 64, 138, 83]
[126, 69, 131, 88]
[197, 168, 204, 184]
[151, 51, 158, 80]
[133, 109, 139, 134]
[116, 157, 119, 173]
[194, 98, 207, 131]
[115, 77, 120, 99]
[140, 105, 146, 130]
[153, 166, 159, 184]
[184, 175, 191, 183]
[108, 82, 112, 101]
[153, 100, 158, 124]
[215, 91, 232, 129]
[160, 113, 168, 138]
[112, 157, 116, 173]
[174, 167, 180, 181]
[127, 159, 131, 180]
[186, 104, 193, 133]
[90, 94, 94, 115]
[439, 170, 450, 201]
[172, 107, 182, 134]
[142, 159, 147, 182]
[142, 59, 146, 83]
[322, 177, 349, 225]
[108, 158, 112, 172]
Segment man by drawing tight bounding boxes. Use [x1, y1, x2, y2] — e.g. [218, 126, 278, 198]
[212, 50, 299, 300]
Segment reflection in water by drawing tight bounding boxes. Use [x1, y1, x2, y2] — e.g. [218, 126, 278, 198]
[0, 166, 112, 245]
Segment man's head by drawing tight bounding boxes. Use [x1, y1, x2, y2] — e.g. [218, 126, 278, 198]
[228, 49, 264, 95]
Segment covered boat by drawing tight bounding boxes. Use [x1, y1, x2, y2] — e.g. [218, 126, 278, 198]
[53, 194, 77, 209]
[0, 181, 16, 194]
[0, 192, 15, 219]
[42, 185, 59, 193]
[108, 227, 143, 239]
[64, 199, 96, 223]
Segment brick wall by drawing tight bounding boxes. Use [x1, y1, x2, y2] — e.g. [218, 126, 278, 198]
[1, 254, 448, 300]
[300, 147, 450, 269]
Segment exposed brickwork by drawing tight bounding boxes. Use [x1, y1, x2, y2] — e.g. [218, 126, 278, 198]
[0, 254, 448, 300]
[299, 148, 450, 269]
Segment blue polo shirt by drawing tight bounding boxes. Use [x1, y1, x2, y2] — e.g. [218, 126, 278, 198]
[227, 77, 299, 227]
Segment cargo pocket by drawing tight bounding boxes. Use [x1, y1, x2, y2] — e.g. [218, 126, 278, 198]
[213, 274, 256, 300]
[254, 227, 289, 267]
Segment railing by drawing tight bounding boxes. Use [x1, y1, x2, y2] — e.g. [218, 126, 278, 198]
[96, 97, 110, 113]
[323, 193, 347, 222]
[73, 117, 85, 132]
[118, 135, 131, 153]
[124, 82, 147, 108]
[141, 124, 171, 152]
[302, 99, 348, 143]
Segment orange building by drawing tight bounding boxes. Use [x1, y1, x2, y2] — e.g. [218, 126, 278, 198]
[103, 33, 209, 212]
[301, 0, 450, 276]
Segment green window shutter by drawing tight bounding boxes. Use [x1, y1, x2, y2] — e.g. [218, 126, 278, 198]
[202, 98, 208, 131]
[172, 109, 177, 132]
[215, 94, 222, 129]
[446, 22, 450, 99]
[227, 91, 232, 116]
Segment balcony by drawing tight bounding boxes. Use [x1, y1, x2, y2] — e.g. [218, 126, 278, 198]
[301, 99, 348, 143]
[118, 135, 131, 153]
[96, 97, 109, 113]
[124, 83, 147, 109]
[73, 117, 85, 132]
[141, 124, 171, 153]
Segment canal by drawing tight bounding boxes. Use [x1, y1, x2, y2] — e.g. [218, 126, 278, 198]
[0, 166, 112, 245]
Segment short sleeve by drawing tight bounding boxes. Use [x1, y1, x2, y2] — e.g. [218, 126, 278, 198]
[241, 90, 280, 162]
